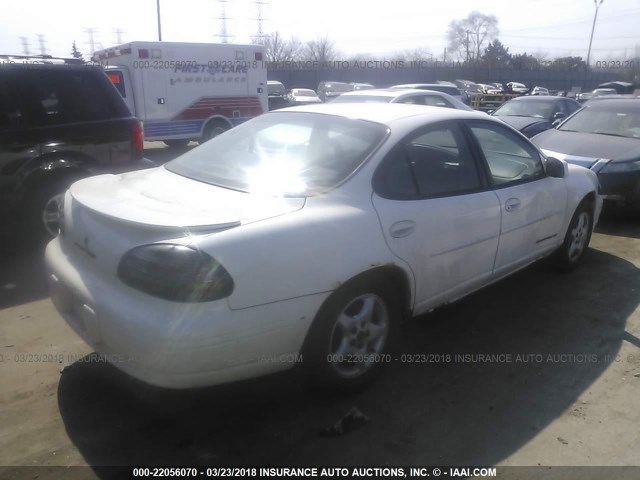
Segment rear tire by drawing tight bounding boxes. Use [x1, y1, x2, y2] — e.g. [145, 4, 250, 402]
[302, 277, 399, 392]
[554, 201, 593, 272]
[200, 120, 230, 143]
[164, 139, 190, 149]
[27, 175, 82, 239]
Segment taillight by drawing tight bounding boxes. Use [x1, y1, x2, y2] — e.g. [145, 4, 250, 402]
[118, 244, 234, 302]
[131, 120, 144, 158]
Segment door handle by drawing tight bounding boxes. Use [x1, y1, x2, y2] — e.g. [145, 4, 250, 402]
[389, 220, 415, 238]
[505, 198, 521, 212]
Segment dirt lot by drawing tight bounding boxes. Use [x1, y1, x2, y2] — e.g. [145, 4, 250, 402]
[1, 145, 639, 478]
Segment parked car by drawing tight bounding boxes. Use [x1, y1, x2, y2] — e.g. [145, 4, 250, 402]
[267, 80, 291, 110]
[317, 81, 353, 102]
[577, 88, 618, 103]
[46, 103, 601, 391]
[531, 86, 550, 96]
[532, 98, 640, 212]
[329, 88, 472, 110]
[0, 60, 147, 237]
[390, 83, 465, 104]
[489, 82, 505, 93]
[478, 83, 502, 94]
[491, 96, 582, 138]
[288, 88, 322, 105]
[507, 82, 529, 94]
[349, 82, 375, 91]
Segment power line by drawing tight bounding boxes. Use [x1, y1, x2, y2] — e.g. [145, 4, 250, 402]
[37, 34, 47, 55]
[215, 0, 233, 43]
[19, 37, 30, 55]
[251, 0, 268, 42]
[84, 28, 96, 55]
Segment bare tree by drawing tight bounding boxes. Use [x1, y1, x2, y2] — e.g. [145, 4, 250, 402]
[391, 47, 432, 63]
[255, 31, 302, 63]
[447, 11, 498, 62]
[301, 36, 338, 63]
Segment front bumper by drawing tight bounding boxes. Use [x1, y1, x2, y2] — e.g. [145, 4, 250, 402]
[45, 237, 326, 388]
[597, 170, 640, 209]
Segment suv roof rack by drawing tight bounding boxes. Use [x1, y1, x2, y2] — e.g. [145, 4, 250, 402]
[0, 54, 86, 65]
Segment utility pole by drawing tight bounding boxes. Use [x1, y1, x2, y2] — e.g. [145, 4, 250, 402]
[114, 28, 125, 45]
[156, 0, 162, 41]
[465, 30, 471, 63]
[85, 28, 96, 56]
[19, 36, 31, 55]
[584, 0, 604, 89]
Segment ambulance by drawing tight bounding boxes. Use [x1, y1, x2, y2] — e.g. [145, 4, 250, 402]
[93, 41, 268, 147]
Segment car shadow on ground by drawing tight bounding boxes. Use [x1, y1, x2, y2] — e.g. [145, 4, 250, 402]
[57, 246, 640, 473]
[595, 210, 640, 240]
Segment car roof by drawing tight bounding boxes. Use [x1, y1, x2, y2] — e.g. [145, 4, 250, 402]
[584, 98, 640, 110]
[339, 88, 442, 97]
[509, 95, 563, 102]
[392, 83, 456, 88]
[277, 102, 487, 125]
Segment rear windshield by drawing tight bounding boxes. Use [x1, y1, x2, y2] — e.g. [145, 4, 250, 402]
[330, 95, 392, 104]
[166, 112, 389, 196]
[294, 89, 317, 97]
[323, 83, 353, 93]
[0, 66, 129, 128]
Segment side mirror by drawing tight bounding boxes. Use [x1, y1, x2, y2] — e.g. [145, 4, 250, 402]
[487, 109, 494, 114]
[552, 111, 565, 120]
[552, 118, 563, 128]
[545, 156, 566, 178]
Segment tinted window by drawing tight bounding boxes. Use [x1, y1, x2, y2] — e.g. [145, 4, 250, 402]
[106, 71, 126, 97]
[25, 70, 120, 126]
[0, 73, 28, 128]
[470, 123, 545, 186]
[375, 123, 482, 199]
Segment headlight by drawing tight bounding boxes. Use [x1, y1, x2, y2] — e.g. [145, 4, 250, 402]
[601, 160, 640, 173]
[118, 244, 234, 302]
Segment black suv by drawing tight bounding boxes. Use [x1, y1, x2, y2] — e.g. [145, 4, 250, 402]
[0, 58, 146, 237]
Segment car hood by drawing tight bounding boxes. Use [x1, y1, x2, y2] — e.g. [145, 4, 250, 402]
[69, 166, 306, 229]
[495, 115, 546, 131]
[532, 129, 640, 166]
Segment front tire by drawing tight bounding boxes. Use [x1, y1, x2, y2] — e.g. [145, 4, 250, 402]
[554, 201, 593, 272]
[303, 278, 398, 391]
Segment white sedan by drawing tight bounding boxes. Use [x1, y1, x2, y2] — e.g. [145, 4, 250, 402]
[46, 104, 602, 390]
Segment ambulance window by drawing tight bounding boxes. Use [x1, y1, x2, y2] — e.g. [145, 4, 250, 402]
[107, 71, 126, 98]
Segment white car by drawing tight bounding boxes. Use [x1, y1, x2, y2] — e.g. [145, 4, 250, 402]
[330, 88, 472, 111]
[288, 88, 322, 105]
[507, 82, 529, 94]
[46, 104, 602, 391]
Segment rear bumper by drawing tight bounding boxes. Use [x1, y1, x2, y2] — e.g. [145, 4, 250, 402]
[45, 237, 325, 388]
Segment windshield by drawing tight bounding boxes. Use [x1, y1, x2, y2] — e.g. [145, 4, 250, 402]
[165, 112, 389, 196]
[559, 105, 640, 139]
[330, 95, 392, 104]
[494, 99, 555, 118]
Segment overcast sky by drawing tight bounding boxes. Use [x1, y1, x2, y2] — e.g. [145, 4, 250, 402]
[1, 0, 639, 61]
